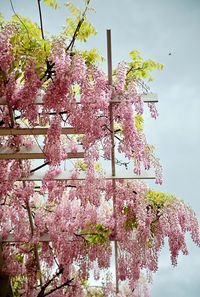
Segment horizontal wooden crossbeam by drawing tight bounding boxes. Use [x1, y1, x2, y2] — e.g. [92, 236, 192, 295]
[1, 233, 113, 243]
[19, 170, 155, 181]
[1, 234, 50, 243]
[0, 93, 158, 106]
[0, 145, 84, 160]
[142, 92, 158, 102]
[112, 93, 158, 103]
[0, 127, 83, 136]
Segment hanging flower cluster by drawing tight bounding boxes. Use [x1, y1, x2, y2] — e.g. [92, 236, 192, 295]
[0, 16, 199, 297]
[1, 179, 199, 296]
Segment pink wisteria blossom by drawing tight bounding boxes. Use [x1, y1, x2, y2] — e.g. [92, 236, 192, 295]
[0, 19, 199, 297]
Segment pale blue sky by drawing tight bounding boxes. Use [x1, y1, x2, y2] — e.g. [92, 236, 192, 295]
[1, 0, 200, 296]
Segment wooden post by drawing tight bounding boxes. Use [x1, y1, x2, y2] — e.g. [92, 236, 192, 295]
[107, 29, 119, 294]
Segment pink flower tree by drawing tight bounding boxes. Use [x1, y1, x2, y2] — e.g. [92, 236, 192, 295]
[0, 1, 199, 297]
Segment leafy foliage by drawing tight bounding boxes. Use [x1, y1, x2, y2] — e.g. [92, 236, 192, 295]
[127, 50, 163, 82]
[42, 0, 60, 9]
[62, 1, 97, 44]
[81, 223, 111, 246]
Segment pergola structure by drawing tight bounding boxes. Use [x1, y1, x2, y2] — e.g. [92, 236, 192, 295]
[0, 30, 158, 296]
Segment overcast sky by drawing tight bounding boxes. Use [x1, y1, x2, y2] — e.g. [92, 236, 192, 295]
[1, 0, 200, 296]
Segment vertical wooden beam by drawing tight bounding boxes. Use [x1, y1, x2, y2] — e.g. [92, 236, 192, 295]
[107, 30, 113, 87]
[107, 30, 115, 177]
[7, 105, 15, 128]
[107, 29, 119, 294]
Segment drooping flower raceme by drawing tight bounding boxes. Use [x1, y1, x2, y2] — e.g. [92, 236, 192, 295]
[0, 21, 198, 296]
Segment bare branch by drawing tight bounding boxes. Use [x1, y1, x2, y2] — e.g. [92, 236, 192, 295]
[37, 267, 64, 297]
[126, 66, 143, 77]
[37, 0, 45, 40]
[43, 278, 74, 297]
[30, 162, 49, 173]
[66, 0, 91, 51]
[104, 124, 122, 141]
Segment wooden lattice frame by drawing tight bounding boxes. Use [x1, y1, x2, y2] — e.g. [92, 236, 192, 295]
[0, 30, 159, 295]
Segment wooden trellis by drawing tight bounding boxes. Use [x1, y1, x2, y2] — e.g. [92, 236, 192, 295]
[0, 127, 83, 135]
[0, 145, 84, 160]
[0, 93, 158, 106]
[0, 30, 159, 295]
[17, 170, 155, 181]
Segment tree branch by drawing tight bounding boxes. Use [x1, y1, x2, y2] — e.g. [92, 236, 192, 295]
[37, 0, 45, 40]
[37, 267, 64, 297]
[30, 162, 49, 173]
[66, 0, 91, 51]
[43, 278, 74, 297]
[104, 124, 122, 141]
[126, 66, 143, 77]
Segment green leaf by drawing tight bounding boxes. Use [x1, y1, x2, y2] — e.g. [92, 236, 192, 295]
[42, 0, 60, 9]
